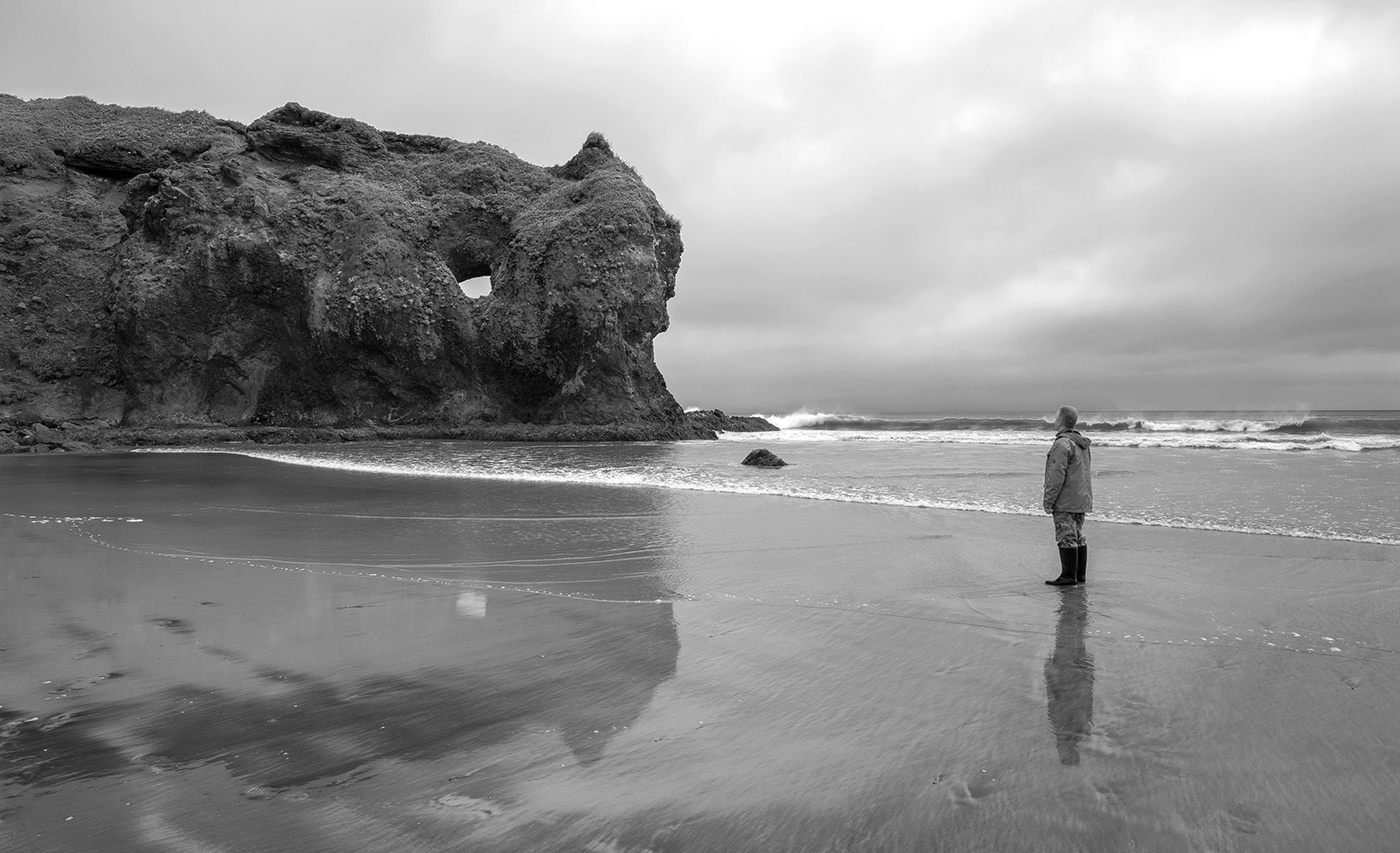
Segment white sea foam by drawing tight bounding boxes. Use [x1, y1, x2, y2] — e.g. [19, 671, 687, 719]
[144, 446, 1400, 547]
[727, 429, 1397, 451]
[1082, 415, 1311, 433]
[749, 409, 1400, 451]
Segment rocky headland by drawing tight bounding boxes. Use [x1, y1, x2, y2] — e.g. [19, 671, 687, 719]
[0, 95, 772, 451]
[683, 409, 779, 434]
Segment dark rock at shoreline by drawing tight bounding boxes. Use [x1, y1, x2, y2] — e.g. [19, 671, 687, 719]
[0, 96, 712, 443]
[741, 448, 787, 467]
[0, 419, 728, 454]
[685, 409, 779, 433]
[30, 422, 64, 444]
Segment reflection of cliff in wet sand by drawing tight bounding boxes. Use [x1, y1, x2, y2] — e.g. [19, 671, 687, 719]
[1045, 587, 1095, 766]
[0, 452, 680, 848]
[1, 598, 675, 789]
[129, 593, 678, 784]
[0, 593, 677, 847]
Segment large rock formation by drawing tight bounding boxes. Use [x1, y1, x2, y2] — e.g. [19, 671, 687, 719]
[685, 408, 779, 433]
[0, 95, 713, 443]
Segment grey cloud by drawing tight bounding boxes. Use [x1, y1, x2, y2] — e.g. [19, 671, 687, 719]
[4, 0, 1398, 412]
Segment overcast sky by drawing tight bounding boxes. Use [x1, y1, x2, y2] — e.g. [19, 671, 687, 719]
[4, 0, 1398, 414]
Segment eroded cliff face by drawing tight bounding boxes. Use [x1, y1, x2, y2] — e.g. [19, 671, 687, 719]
[0, 96, 702, 439]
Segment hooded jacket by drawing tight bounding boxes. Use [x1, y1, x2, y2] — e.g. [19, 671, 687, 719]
[1043, 429, 1093, 513]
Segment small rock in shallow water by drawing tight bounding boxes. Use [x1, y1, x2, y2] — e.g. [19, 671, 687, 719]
[741, 449, 787, 468]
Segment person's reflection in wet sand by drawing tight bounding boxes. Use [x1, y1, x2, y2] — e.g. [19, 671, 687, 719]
[1045, 586, 1094, 766]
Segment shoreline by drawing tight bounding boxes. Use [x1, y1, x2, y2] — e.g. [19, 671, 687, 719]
[7, 438, 1400, 549]
[122, 441, 1400, 550]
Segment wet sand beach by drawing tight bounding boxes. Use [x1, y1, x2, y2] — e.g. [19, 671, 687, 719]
[2, 451, 1399, 852]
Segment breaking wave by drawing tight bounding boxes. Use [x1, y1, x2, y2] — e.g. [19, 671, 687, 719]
[752, 411, 1400, 451]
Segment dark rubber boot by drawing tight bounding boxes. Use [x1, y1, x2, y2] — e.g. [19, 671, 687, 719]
[1045, 547, 1078, 585]
[1076, 545, 1087, 584]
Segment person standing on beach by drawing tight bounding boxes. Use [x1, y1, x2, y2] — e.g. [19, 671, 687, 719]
[1043, 406, 1093, 586]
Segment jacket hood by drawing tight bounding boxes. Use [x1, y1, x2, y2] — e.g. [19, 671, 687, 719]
[1058, 429, 1092, 448]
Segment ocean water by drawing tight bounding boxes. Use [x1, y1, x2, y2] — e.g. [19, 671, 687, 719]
[159, 410, 1400, 547]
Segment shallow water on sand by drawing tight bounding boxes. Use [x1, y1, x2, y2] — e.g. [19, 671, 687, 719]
[190, 435, 1400, 545]
[2, 452, 1399, 852]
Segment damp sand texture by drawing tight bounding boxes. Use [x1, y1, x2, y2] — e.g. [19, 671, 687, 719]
[1, 451, 1398, 852]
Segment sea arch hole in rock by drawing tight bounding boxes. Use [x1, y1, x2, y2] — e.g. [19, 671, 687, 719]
[457, 274, 491, 299]
[444, 244, 496, 300]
